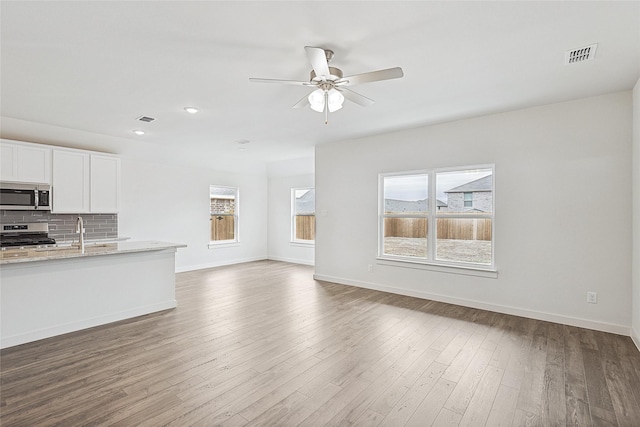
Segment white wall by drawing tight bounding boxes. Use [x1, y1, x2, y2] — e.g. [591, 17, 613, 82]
[632, 78, 640, 349]
[315, 91, 633, 334]
[267, 157, 315, 265]
[119, 157, 268, 272]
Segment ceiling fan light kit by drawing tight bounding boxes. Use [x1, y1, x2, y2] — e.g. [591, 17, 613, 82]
[250, 46, 404, 124]
[308, 88, 344, 113]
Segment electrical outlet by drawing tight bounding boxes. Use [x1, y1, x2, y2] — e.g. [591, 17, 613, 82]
[367, 264, 373, 272]
[587, 292, 597, 304]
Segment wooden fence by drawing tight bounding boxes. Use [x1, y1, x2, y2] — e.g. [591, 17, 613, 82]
[384, 218, 427, 238]
[295, 215, 315, 240]
[385, 217, 492, 241]
[210, 214, 235, 241]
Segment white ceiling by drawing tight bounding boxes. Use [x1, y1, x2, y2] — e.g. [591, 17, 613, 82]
[1, 1, 639, 173]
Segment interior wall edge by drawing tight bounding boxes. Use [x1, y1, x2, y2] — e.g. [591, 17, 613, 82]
[174, 256, 268, 273]
[313, 273, 631, 337]
[267, 256, 315, 266]
[632, 327, 640, 352]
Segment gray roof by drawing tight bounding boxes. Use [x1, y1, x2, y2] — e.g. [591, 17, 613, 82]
[210, 186, 236, 198]
[445, 175, 492, 193]
[385, 198, 447, 212]
[295, 189, 315, 214]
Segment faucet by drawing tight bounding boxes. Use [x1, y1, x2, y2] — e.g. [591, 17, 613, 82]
[76, 216, 85, 253]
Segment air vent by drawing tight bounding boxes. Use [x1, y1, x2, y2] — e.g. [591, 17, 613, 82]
[136, 115, 156, 123]
[565, 44, 597, 64]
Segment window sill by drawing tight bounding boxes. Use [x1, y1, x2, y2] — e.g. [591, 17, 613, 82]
[208, 241, 239, 249]
[290, 241, 315, 247]
[376, 257, 498, 278]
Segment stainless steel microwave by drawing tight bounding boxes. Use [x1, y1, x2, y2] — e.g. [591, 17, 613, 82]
[0, 182, 51, 210]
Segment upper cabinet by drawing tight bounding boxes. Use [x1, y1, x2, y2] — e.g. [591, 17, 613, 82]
[0, 140, 121, 213]
[52, 150, 91, 213]
[0, 140, 51, 184]
[52, 150, 121, 213]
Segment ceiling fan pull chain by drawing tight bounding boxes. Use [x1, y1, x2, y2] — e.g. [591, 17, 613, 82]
[324, 90, 329, 124]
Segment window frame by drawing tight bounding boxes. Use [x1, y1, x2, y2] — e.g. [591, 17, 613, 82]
[378, 164, 496, 274]
[208, 185, 239, 248]
[291, 187, 315, 245]
[463, 192, 473, 208]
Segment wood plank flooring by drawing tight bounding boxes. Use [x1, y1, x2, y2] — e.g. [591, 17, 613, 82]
[2, 260, 640, 426]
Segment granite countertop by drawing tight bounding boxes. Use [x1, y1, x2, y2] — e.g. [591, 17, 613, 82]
[0, 241, 187, 265]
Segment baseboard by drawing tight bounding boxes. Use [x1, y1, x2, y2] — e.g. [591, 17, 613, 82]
[267, 256, 315, 266]
[176, 256, 267, 273]
[1, 301, 177, 349]
[632, 326, 640, 352]
[313, 274, 630, 336]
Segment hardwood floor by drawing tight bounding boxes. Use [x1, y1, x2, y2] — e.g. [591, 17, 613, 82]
[2, 260, 640, 426]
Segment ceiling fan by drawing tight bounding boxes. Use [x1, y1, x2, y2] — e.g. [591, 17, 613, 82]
[249, 46, 404, 124]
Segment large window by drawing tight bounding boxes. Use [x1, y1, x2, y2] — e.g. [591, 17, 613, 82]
[292, 188, 315, 243]
[380, 165, 494, 269]
[210, 185, 238, 244]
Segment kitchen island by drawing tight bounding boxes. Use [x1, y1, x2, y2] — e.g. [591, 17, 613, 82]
[0, 241, 186, 349]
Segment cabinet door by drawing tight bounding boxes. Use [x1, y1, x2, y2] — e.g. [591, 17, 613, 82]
[16, 145, 51, 184]
[0, 143, 18, 181]
[52, 150, 90, 213]
[0, 141, 51, 183]
[90, 155, 120, 213]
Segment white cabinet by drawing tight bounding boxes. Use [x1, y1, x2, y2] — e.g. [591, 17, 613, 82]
[0, 140, 51, 183]
[2, 140, 120, 213]
[52, 150, 120, 213]
[0, 143, 17, 181]
[90, 155, 120, 213]
[52, 150, 90, 213]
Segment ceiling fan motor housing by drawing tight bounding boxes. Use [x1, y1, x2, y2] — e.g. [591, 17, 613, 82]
[310, 66, 343, 82]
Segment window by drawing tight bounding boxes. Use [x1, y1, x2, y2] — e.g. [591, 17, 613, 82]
[210, 185, 238, 244]
[463, 192, 473, 208]
[380, 165, 494, 270]
[292, 188, 315, 243]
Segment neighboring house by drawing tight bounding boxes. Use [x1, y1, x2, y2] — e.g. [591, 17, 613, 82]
[444, 175, 493, 212]
[295, 189, 315, 215]
[385, 198, 448, 213]
[210, 187, 236, 214]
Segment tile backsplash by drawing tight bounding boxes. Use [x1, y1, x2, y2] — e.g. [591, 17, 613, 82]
[0, 211, 118, 244]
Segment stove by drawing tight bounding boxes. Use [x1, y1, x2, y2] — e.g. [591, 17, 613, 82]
[0, 223, 56, 248]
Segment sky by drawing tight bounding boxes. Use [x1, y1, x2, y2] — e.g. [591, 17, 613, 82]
[384, 169, 492, 202]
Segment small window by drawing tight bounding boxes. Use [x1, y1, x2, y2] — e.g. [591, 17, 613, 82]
[463, 192, 473, 208]
[210, 185, 238, 243]
[292, 188, 315, 243]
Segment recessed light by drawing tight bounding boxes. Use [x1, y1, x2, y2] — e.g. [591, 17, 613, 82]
[133, 130, 145, 136]
[184, 107, 198, 114]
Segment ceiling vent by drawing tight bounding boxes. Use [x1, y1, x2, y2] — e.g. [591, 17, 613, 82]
[136, 115, 156, 123]
[565, 44, 598, 64]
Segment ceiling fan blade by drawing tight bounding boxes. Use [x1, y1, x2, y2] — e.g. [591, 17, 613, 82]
[338, 67, 404, 86]
[292, 92, 311, 109]
[249, 78, 311, 86]
[337, 87, 375, 107]
[305, 46, 330, 78]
